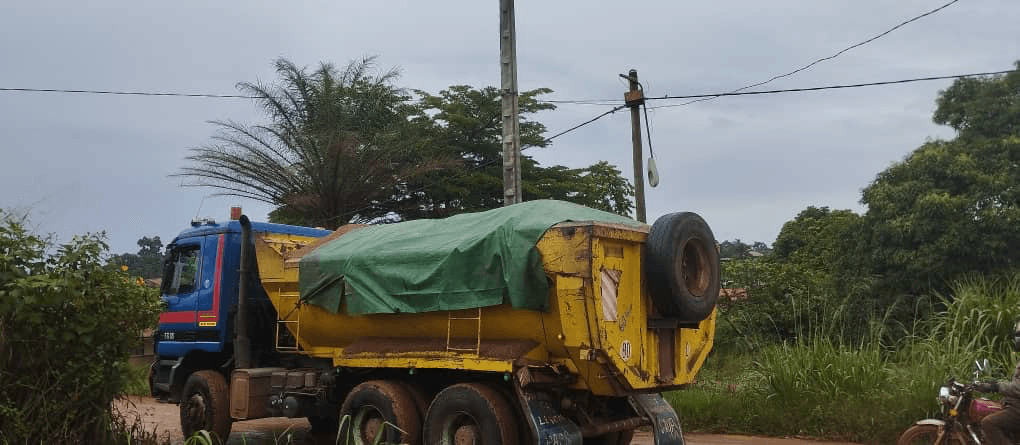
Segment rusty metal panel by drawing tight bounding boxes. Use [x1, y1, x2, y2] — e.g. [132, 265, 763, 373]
[230, 368, 283, 420]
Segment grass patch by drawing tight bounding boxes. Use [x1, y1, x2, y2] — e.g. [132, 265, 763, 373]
[122, 361, 152, 397]
[670, 274, 1020, 444]
[669, 344, 918, 444]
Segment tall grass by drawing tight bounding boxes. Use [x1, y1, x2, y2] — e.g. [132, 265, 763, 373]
[670, 273, 1020, 444]
[122, 361, 153, 397]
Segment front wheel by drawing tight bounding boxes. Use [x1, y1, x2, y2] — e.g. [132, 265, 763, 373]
[897, 424, 964, 445]
[179, 370, 232, 444]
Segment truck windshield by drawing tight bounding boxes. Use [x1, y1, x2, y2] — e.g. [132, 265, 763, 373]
[161, 245, 201, 295]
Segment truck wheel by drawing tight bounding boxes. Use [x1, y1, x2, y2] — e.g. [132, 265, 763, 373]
[397, 381, 431, 420]
[424, 383, 519, 445]
[586, 430, 635, 445]
[180, 370, 232, 444]
[644, 212, 719, 323]
[340, 380, 421, 445]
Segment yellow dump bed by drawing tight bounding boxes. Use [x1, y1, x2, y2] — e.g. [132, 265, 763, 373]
[253, 216, 715, 397]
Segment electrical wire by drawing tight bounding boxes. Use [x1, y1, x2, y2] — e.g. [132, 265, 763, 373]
[538, 99, 622, 105]
[0, 87, 256, 99]
[646, 69, 1015, 109]
[0, 85, 628, 110]
[540, 105, 626, 144]
[675, 0, 963, 107]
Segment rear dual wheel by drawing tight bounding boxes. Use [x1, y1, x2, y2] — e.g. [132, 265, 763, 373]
[340, 380, 422, 445]
[424, 383, 519, 445]
[340, 380, 520, 445]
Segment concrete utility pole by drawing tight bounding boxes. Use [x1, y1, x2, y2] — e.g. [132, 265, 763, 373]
[623, 69, 647, 222]
[500, 0, 522, 206]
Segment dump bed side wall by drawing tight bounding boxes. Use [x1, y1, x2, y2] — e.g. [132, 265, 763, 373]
[253, 222, 714, 396]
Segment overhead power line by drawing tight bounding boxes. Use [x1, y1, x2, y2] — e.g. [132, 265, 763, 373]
[0, 87, 255, 99]
[540, 105, 626, 143]
[538, 99, 622, 106]
[0, 0, 967, 109]
[647, 69, 1015, 109]
[678, 0, 962, 107]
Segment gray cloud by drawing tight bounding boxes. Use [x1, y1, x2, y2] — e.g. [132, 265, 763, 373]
[0, 0, 1016, 254]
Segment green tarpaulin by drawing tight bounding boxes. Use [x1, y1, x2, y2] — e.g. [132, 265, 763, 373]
[298, 200, 642, 315]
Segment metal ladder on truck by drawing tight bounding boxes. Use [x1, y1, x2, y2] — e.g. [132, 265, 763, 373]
[446, 307, 482, 355]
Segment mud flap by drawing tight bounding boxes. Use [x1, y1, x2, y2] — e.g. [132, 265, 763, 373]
[514, 386, 583, 445]
[629, 393, 685, 445]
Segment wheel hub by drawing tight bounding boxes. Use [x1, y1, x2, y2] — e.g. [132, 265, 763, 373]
[453, 424, 480, 445]
[184, 393, 208, 431]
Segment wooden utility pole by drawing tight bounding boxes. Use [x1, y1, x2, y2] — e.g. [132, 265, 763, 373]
[624, 69, 646, 222]
[500, 0, 522, 206]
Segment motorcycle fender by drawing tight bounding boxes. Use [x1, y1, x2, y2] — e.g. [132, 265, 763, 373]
[914, 418, 947, 428]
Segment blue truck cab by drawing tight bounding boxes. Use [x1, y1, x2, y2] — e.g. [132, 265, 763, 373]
[150, 217, 330, 401]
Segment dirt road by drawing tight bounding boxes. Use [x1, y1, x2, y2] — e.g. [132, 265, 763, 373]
[116, 396, 858, 445]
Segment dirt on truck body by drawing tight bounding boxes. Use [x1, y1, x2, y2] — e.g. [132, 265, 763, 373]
[149, 200, 720, 444]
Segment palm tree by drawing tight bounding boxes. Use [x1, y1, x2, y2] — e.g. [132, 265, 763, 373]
[176, 57, 438, 227]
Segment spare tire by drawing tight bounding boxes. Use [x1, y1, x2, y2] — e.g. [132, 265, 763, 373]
[644, 212, 720, 323]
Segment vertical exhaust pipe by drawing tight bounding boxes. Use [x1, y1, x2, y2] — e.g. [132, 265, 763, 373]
[235, 215, 252, 370]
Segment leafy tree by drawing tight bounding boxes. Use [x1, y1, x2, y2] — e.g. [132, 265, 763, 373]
[720, 239, 752, 259]
[861, 65, 1020, 295]
[719, 257, 830, 344]
[773, 207, 863, 273]
[0, 211, 162, 443]
[719, 239, 771, 259]
[933, 61, 1020, 140]
[525, 161, 634, 215]
[177, 57, 440, 227]
[180, 64, 634, 226]
[399, 85, 634, 219]
[108, 235, 164, 278]
[750, 241, 772, 256]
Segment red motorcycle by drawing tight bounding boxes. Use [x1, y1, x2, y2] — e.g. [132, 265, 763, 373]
[898, 360, 1016, 445]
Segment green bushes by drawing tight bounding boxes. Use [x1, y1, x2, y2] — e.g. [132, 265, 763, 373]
[0, 213, 163, 444]
[671, 273, 1020, 444]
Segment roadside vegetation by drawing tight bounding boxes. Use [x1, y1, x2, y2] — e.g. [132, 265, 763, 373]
[670, 274, 1020, 444]
[668, 65, 1020, 444]
[3, 53, 1017, 443]
[0, 211, 167, 444]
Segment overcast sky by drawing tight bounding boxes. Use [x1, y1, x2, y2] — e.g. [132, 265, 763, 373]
[1, 0, 1017, 255]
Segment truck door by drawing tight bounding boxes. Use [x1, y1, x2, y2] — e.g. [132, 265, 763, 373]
[195, 234, 225, 329]
[158, 241, 203, 330]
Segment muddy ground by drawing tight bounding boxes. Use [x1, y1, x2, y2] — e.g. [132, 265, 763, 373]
[116, 395, 859, 445]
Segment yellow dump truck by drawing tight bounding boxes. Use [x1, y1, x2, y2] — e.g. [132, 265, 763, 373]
[150, 200, 719, 445]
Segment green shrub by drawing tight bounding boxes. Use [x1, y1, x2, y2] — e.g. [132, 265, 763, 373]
[672, 272, 1020, 444]
[0, 212, 164, 444]
[123, 361, 154, 397]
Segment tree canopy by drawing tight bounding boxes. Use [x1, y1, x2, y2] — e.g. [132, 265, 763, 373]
[177, 57, 438, 227]
[861, 65, 1020, 295]
[398, 85, 634, 219]
[108, 235, 165, 278]
[177, 59, 635, 227]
